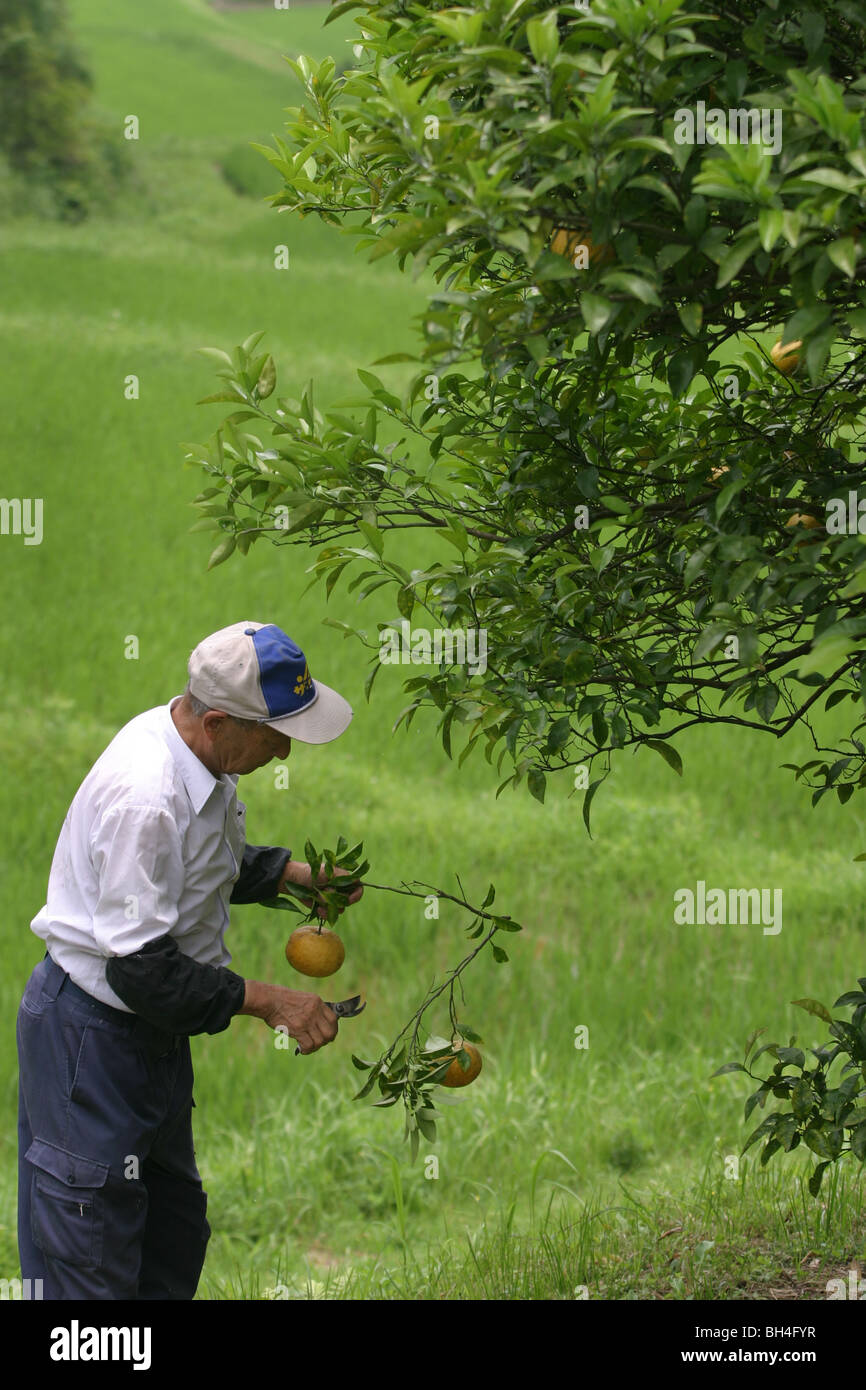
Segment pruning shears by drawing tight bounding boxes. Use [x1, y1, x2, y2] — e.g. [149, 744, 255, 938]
[294, 994, 366, 1055]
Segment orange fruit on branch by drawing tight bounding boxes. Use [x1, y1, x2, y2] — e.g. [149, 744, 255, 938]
[550, 225, 614, 269]
[785, 512, 823, 549]
[285, 924, 345, 978]
[438, 1042, 483, 1088]
[770, 339, 802, 375]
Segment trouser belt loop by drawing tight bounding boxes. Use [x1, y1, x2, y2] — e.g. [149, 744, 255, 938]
[40, 952, 66, 1001]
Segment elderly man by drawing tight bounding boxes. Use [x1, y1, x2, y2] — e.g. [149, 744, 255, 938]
[17, 621, 362, 1301]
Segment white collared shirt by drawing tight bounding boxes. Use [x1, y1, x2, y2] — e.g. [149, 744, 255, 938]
[30, 697, 247, 1011]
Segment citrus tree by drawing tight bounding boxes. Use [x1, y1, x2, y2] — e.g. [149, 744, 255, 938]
[186, 0, 866, 827]
[184, 0, 866, 1162]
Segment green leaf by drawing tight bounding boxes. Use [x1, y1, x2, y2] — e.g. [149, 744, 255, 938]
[777, 1046, 805, 1068]
[582, 778, 603, 838]
[417, 1113, 437, 1142]
[792, 998, 833, 1024]
[694, 623, 728, 661]
[760, 1137, 782, 1166]
[196, 389, 248, 405]
[260, 895, 303, 913]
[491, 942, 509, 963]
[357, 519, 384, 556]
[667, 347, 701, 398]
[364, 659, 382, 703]
[241, 330, 267, 356]
[715, 235, 760, 289]
[711, 1061, 748, 1077]
[796, 635, 855, 679]
[791, 1078, 815, 1122]
[757, 208, 784, 254]
[644, 739, 683, 776]
[744, 1027, 767, 1062]
[802, 167, 859, 192]
[256, 355, 276, 399]
[526, 12, 559, 65]
[677, 302, 703, 337]
[742, 1116, 776, 1154]
[851, 1122, 866, 1161]
[207, 535, 236, 569]
[803, 1127, 835, 1160]
[827, 237, 858, 278]
[601, 272, 661, 306]
[580, 293, 614, 335]
[527, 768, 546, 803]
[352, 1068, 381, 1101]
[547, 716, 572, 753]
[744, 1087, 769, 1123]
[755, 684, 780, 723]
[440, 518, 469, 554]
[197, 346, 234, 368]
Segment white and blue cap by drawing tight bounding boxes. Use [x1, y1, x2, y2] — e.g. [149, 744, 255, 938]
[187, 620, 353, 744]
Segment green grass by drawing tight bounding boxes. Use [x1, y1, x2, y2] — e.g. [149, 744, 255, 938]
[1, 0, 865, 1301]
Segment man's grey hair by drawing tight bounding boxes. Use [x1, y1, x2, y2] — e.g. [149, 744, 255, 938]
[183, 682, 259, 731]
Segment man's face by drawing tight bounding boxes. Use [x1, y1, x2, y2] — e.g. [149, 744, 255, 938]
[203, 712, 292, 775]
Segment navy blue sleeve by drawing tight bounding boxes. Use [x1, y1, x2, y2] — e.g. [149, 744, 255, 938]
[105, 935, 246, 1036]
[229, 844, 292, 904]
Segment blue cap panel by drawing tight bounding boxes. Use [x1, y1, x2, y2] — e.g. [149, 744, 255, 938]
[251, 625, 316, 718]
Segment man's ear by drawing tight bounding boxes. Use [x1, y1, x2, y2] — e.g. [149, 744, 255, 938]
[201, 710, 228, 743]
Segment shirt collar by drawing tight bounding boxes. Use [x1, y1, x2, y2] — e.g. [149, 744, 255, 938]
[160, 697, 230, 814]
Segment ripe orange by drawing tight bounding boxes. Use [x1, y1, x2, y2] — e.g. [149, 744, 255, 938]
[785, 512, 823, 549]
[285, 925, 345, 978]
[709, 465, 729, 486]
[438, 1042, 483, 1088]
[770, 339, 802, 375]
[550, 225, 613, 269]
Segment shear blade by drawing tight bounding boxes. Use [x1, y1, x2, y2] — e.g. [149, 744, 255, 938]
[326, 995, 365, 1017]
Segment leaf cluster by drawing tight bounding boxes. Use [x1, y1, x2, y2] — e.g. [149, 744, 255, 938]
[712, 981, 866, 1195]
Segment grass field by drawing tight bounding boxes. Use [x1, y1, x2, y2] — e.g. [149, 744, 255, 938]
[1, 0, 865, 1301]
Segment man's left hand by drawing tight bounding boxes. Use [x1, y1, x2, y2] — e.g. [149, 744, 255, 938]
[278, 860, 364, 919]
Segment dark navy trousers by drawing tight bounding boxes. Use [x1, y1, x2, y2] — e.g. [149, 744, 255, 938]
[17, 954, 210, 1300]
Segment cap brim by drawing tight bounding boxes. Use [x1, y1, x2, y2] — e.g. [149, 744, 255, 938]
[262, 680, 353, 744]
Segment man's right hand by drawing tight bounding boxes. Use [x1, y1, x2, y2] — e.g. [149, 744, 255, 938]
[236, 980, 338, 1054]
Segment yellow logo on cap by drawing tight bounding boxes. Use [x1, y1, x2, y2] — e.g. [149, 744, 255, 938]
[294, 664, 312, 697]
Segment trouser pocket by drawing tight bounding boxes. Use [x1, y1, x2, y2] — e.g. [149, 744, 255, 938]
[27, 1139, 110, 1272]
